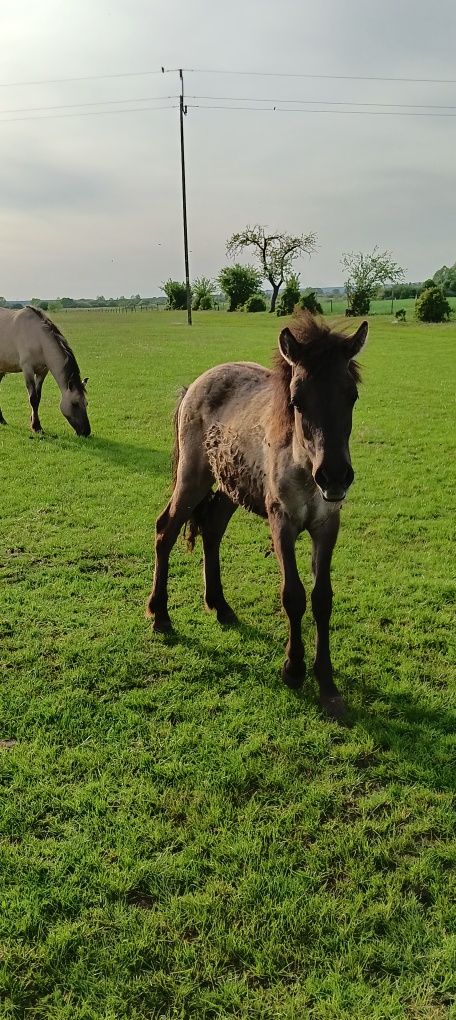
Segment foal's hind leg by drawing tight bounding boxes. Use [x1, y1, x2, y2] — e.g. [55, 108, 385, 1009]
[201, 491, 237, 625]
[146, 469, 213, 632]
[0, 374, 6, 424]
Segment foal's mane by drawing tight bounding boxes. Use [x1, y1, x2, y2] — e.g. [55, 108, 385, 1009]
[271, 310, 362, 441]
[28, 305, 86, 393]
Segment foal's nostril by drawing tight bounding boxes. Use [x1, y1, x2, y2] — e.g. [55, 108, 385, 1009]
[314, 466, 328, 490]
[344, 465, 354, 488]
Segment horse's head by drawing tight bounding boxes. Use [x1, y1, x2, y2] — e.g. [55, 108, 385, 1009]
[60, 377, 91, 437]
[278, 316, 368, 502]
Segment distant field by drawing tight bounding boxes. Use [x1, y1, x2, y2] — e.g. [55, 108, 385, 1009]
[318, 296, 456, 317]
[1, 310, 455, 1019]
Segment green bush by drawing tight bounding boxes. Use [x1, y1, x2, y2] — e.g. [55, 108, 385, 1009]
[245, 294, 267, 312]
[192, 277, 216, 310]
[345, 289, 370, 316]
[416, 286, 451, 323]
[161, 280, 190, 310]
[218, 264, 263, 312]
[300, 290, 323, 315]
[277, 273, 301, 317]
[198, 293, 213, 310]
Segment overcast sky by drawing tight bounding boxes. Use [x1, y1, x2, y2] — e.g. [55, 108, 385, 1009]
[1, 0, 455, 297]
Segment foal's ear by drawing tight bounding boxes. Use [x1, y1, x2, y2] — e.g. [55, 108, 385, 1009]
[278, 327, 301, 366]
[82, 377, 89, 386]
[345, 320, 368, 359]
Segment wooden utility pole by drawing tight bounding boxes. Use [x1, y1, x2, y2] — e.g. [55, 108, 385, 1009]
[179, 69, 192, 325]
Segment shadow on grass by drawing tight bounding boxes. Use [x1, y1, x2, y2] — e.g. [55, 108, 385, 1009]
[46, 433, 171, 476]
[153, 620, 456, 792]
[349, 687, 456, 791]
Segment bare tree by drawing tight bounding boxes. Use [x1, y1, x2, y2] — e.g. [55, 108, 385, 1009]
[226, 224, 317, 313]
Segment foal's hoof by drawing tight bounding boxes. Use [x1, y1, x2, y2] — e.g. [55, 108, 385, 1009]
[320, 694, 351, 726]
[282, 659, 306, 689]
[152, 614, 173, 634]
[216, 606, 238, 627]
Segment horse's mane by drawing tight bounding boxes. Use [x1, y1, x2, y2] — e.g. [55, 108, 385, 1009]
[28, 305, 85, 393]
[271, 310, 362, 442]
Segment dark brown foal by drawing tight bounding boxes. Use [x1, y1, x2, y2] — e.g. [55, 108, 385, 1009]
[147, 312, 368, 722]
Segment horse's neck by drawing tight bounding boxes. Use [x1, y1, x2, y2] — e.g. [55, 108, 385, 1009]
[39, 329, 68, 393]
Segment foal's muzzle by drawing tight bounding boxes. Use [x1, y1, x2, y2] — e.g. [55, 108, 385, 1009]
[314, 464, 354, 502]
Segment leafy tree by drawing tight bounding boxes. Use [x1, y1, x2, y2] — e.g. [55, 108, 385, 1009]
[277, 273, 301, 317]
[218, 264, 262, 312]
[433, 264, 456, 293]
[161, 280, 190, 311]
[415, 286, 451, 323]
[226, 224, 317, 313]
[245, 294, 267, 312]
[0, 297, 6, 307]
[192, 277, 216, 311]
[342, 247, 404, 315]
[300, 290, 323, 315]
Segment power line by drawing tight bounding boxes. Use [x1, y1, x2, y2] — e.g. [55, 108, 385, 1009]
[3, 101, 456, 125]
[0, 95, 177, 116]
[3, 65, 456, 91]
[3, 93, 455, 120]
[184, 67, 456, 86]
[3, 94, 456, 124]
[188, 94, 456, 111]
[0, 104, 177, 125]
[187, 103, 456, 118]
[0, 68, 177, 88]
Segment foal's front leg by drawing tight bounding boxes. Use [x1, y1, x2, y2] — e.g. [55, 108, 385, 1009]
[268, 503, 306, 688]
[309, 514, 348, 722]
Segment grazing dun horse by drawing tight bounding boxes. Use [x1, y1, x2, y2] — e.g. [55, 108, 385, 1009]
[0, 305, 90, 435]
[147, 312, 368, 721]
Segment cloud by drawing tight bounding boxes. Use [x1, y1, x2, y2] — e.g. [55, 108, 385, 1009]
[1, 0, 455, 294]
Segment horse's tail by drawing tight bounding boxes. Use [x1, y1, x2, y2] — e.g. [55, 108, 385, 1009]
[172, 387, 212, 553]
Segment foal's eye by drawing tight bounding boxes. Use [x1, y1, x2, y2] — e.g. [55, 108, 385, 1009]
[291, 395, 306, 412]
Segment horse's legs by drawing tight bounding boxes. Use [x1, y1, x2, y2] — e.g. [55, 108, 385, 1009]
[23, 366, 42, 432]
[146, 469, 213, 633]
[0, 374, 6, 424]
[201, 491, 237, 624]
[34, 369, 48, 412]
[268, 504, 306, 688]
[309, 514, 347, 721]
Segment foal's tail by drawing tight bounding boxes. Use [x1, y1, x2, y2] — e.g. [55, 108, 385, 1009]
[171, 387, 187, 491]
[172, 387, 211, 553]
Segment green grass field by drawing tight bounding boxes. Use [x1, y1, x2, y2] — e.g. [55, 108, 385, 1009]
[1, 310, 455, 1020]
